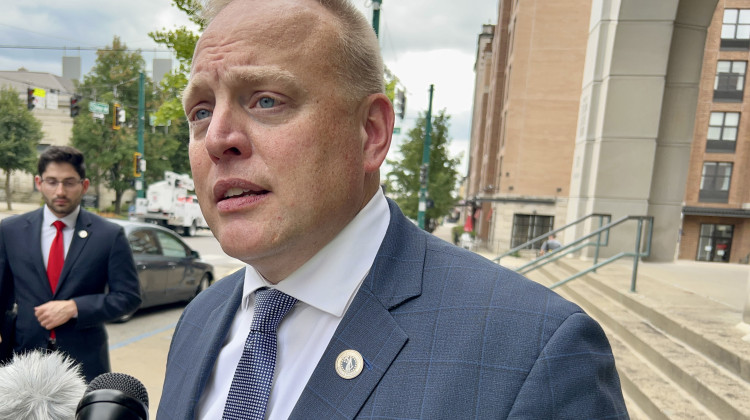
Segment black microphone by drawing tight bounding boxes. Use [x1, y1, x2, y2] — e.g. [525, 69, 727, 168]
[75, 372, 149, 420]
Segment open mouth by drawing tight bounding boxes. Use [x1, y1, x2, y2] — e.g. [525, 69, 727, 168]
[220, 187, 270, 202]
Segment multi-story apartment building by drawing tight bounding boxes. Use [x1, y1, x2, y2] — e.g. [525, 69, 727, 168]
[680, 2, 750, 263]
[466, 0, 732, 263]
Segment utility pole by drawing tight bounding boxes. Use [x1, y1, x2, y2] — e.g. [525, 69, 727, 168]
[417, 84, 434, 230]
[372, 0, 381, 38]
[136, 72, 145, 198]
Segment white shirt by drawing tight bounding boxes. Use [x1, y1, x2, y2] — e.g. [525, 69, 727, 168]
[41, 205, 80, 268]
[197, 190, 390, 420]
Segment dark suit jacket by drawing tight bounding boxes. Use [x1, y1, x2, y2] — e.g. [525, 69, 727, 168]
[0, 207, 141, 382]
[158, 200, 628, 419]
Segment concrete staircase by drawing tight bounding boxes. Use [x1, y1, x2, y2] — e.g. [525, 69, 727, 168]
[524, 259, 750, 420]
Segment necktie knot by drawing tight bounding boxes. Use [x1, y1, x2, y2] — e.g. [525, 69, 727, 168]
[251, 288, 297, 333]
[53, 220, 66, 231]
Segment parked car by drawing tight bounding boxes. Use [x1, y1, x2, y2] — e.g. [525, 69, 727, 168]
[108, 219, 215, 322]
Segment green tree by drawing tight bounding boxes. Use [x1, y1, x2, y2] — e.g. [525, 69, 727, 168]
[72, 36, 156, 214]
[148, 0, 203, 175]
[386, 109, 461, 231]
[0, 86, 43, 210]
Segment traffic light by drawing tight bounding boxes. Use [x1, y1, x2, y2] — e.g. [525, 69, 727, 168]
[70, 94, 81, 118]
[27, 88, 35, 110]
[396, 89, 406, 120]
[133, 152, 142, 177]
[113, 103, 125, 130]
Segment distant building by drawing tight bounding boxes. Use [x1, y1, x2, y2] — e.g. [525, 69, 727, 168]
[466, 0, 730, 262]
[0, 69, 76, 202]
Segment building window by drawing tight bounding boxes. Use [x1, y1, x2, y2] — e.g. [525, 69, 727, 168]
[510, 214, 553, 249]
[706, 111, 739, 153]
[714, 60, 746, 101]
[721, 9, 750, 49]
[699, 162, 732, 203]
[696, 224, 733, 262]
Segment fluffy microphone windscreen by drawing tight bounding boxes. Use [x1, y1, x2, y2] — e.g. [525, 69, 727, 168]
[0, 351, 86, 420]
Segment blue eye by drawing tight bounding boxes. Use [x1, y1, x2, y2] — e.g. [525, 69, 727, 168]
[258, 97, 276, 109]
[195, 109, 211, 120]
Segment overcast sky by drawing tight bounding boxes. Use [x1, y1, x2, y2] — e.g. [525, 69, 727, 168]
[0, 0, 499, 176]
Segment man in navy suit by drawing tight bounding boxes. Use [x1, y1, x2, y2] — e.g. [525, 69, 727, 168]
[158, 0, 628, 418]
[0, 146, 141, 382]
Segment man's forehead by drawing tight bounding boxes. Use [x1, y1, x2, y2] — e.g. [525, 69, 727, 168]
[207, 0, 331, 36]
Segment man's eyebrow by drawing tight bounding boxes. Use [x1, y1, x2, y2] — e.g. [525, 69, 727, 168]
[183, 66, 302, 110]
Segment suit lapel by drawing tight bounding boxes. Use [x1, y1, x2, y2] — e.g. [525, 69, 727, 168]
[27, 209, 50, 292]
[186, 271, 245, 418]
[290, 200, 425, 419]
[55, 210, 93, 296]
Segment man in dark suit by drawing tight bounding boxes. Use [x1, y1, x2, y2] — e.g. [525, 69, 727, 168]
[0, 146, 141, 382]
[158, 0, 628, 418]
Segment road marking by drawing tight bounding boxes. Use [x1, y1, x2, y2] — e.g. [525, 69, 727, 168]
[109, 322, 177, 351]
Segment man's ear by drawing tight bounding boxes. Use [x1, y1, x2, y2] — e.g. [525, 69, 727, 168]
[361, 93, 394, 173]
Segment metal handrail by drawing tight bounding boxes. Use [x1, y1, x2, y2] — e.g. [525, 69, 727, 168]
[493, 213, 611, 263]
[509, 215, 654, 292]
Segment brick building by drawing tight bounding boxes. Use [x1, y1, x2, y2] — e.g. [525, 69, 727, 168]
[679, 1, 750, 263]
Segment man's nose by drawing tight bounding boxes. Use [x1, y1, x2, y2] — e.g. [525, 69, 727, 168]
[204, 106, 252, 162]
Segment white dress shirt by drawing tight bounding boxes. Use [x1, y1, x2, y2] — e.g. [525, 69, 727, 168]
[197, 189, 390, 420]
[41, 205, 80, 268]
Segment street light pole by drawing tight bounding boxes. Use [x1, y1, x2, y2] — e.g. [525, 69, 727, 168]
[418, 84, 434, 230]
[137, 72, 145, 198]
[372, 0, 381, 38]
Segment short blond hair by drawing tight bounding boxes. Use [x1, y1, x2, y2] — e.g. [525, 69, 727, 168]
[199, 0, 384, 100]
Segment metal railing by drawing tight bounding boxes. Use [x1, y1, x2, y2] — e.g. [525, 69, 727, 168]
[496, 215, 654, 292]
[494, 213, 611, 264]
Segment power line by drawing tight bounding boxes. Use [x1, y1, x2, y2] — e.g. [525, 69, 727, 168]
[0, 45, 172, 53]
[0, 22, 95, 46]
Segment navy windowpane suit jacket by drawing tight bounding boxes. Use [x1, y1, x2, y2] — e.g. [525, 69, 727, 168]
[158, 200, 628, 419]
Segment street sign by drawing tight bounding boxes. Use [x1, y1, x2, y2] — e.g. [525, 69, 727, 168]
[89, 102, 109, 114]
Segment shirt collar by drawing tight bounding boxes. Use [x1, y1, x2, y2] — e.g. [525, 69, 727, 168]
[242, 189, 390, 317]
[43, 205, 80, 229]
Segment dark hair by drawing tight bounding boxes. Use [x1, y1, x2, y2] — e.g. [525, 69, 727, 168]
[37, 146, 86, 179]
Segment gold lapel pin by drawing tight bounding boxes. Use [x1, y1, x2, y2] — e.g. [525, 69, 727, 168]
[335, 349, 364, 380]
[78, 230, 88, 239]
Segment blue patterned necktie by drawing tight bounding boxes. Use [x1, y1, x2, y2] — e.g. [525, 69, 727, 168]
[222, 288, 298, 420]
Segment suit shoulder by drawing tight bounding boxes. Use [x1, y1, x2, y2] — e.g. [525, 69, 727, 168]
[0, 208, 41, 227]
[423, 233, 581, 317]
[183, 269, 244, 317]
[80, 210, 126, 233]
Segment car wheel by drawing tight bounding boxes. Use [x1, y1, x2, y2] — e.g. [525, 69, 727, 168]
[112, 310, 136, 323]
[192, 274, 211, 300]
[183, 221, 197, 237]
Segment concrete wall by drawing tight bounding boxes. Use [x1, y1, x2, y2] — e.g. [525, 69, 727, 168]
[568, 0, 717, 261]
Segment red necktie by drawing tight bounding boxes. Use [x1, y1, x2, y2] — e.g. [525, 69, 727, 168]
[47, 220, 66, 294]
[47, 220, 65, 341]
